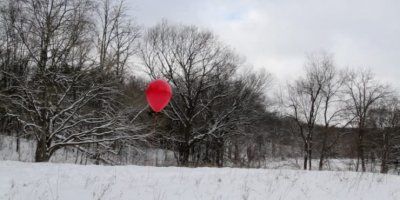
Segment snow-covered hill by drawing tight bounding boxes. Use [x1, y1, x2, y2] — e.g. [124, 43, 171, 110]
[1, 161, 400, 200]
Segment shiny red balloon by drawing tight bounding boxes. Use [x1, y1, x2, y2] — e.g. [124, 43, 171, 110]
[145, 79, 172, 112]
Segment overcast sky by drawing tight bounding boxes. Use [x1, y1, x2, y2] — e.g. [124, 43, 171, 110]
[130, 0, 400, 89]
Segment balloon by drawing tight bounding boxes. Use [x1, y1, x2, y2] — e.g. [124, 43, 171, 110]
[145, 79, 172, 112]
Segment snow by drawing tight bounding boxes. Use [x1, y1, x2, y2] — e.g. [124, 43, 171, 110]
[2, 135, 399, 199]
[0, 135, 35, 162]
[1, 161, 400, 200]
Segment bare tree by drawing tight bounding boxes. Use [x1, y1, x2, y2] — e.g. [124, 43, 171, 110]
[140, 21, 236, 166]
[368, 97, 400, 173]
[317, 55, 349, 170]
[95, 0, 140, 82]
[194, 69, 270, 167]
[140, 21, 269, 166]
[286, 53, 334, 170]
[3, 70, 144, 162]
[0, 0, 145, 162]
[343, 68, 390, 172]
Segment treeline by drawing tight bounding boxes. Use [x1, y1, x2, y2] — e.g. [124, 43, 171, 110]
[284, 53, 399, 173]
[0, 0, 399, 174]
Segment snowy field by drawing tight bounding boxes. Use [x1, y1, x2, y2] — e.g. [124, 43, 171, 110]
[1, 161, 400, 200]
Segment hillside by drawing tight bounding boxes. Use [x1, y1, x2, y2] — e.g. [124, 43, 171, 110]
[1, 161, 399, 200]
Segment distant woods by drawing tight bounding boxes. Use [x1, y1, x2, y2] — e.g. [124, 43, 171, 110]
[0, 0, 399, 174]
[284, 53, 397, 172]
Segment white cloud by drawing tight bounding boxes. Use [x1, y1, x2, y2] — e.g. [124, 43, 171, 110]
[131, 0, 400, 89]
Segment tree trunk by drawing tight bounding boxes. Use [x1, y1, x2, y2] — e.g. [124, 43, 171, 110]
[380, 131, 389, 174]
[303, 141, 308, 170]
[178, 125, 192, 166]
[227, 144, 232, 160]
[16, 132, 20, 152]
[203, 143, 209, 165]
[16, 131, 21, 161]
[319, 130, 328, 170]
[75, 149, 79, 164]
[308, 134, 312, 170]
[178, 143, 190, 166]
[271, 142, 276, 157]
[319, 151, 325, 170]
[216, 138, 224, 167]
[358, 127, 366, 172]
[35, 138, 50, 162]
[234, 142, 240, 166]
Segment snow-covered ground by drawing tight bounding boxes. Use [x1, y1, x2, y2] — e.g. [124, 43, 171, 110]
[1, 161, 400, 200]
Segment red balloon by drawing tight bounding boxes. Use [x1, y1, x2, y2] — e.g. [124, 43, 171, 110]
[145, 79, 172, 112]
